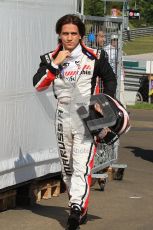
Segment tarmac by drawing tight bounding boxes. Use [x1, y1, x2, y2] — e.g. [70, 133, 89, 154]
[0, 108, 153, 230]
[125, 53, 153, 61]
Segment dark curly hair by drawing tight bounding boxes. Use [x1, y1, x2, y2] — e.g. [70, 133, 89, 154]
[56, 14, 85, 39]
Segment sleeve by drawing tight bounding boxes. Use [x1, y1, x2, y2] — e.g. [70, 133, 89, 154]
[93, 50, 117, 98]
[33, 52, 59, 91]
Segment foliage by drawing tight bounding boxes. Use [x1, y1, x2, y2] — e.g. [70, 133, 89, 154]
[84, 0, 153, 26]
[129, 19, 147, 28]
[84, 0, 104, 16]
[127, 0, 153, 26]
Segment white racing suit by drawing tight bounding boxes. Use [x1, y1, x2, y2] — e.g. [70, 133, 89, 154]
[33, 42, 117, 213]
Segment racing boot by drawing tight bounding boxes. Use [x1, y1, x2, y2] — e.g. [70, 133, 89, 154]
[80, 208, 88, 225]
[66, 205, 81, 230]
[66, 205, 88, 230]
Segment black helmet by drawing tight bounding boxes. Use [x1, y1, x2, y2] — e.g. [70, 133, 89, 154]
[77, 93, 130, 145]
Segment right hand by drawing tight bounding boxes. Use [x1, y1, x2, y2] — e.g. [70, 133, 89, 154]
[53, 50, 71, 66]
[98, 128, 111, 139]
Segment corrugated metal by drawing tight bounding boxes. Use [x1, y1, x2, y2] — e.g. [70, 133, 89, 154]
[0, 0, 76, 189]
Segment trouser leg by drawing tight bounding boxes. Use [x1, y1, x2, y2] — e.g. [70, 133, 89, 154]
[56, 103, 95, 212]
[69, 133, 95, 212]
[56, 107, 73, 193]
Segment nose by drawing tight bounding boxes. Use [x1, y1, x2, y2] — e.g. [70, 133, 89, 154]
[67, 33, 73, 40]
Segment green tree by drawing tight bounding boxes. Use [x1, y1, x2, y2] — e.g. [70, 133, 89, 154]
[84, 0, 153, 26]
[84, 0, 104, 16]
[139, 1, 153, 25]
[129, 0, 153, 26]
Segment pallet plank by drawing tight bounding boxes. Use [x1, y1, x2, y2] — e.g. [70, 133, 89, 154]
[29, 179, 61, 203]
[0, 190, 16, 212]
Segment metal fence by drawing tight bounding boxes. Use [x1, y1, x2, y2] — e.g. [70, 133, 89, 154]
[83, 15, 122, 47]
[83, 15, 123, 101]
[124, 67, 147, 91]
[123, 27, 153, 41]
[82, 15, 125, 181]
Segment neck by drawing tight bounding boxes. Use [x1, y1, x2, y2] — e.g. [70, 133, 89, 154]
[63, 43, 80, 53]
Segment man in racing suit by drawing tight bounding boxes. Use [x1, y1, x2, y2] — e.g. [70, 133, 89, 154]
[33, 14, 117, 230]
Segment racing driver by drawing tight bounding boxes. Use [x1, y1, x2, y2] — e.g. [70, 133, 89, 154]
[33, 14, 117, 230]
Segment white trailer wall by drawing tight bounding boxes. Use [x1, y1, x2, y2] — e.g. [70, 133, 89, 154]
[0, 0, 76, 190]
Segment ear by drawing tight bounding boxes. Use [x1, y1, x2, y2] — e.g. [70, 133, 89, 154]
[58, 36, 61, 43]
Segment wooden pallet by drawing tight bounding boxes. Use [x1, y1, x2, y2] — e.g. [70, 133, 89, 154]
[0, 190, 16, 212]
[104, 165, 126, 181]
[30, 179, 61, 203]
[107, 167, 115, 181]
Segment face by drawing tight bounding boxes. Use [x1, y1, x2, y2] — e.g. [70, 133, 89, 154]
[96, 31, 105, 47]
[111, 39, 118, 48]
[59, 23, 81, 52]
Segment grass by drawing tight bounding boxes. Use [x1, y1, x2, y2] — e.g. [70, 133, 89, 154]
[123, 36, 153, 55]
[127, 102, 153, 110]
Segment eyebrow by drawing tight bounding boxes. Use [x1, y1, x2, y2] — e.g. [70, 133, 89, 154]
[62, 32, 78, 35]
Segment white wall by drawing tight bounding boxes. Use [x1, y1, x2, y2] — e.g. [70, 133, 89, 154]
[0, 0, 76, 189]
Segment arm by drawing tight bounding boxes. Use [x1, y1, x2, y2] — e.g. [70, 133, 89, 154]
[33, 50, 71, 91]
[33, 53, 58, 91]
[93, 50, 117, 98]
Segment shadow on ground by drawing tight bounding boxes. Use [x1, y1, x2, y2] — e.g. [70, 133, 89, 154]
[126, 146, 153, 163]
[16, 204, 101, 229]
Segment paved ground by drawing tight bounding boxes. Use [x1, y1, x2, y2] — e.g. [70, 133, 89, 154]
[0, 108, 153, 230]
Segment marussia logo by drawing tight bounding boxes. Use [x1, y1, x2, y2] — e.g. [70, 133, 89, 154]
[62, 64, 92, 77]
[82, 65, 91, 70]
[64, 71, 77, 76]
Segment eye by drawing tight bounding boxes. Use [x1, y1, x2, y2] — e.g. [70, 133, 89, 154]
[71, 32, 78, 36]
[62, 32, 69, 35]
[62, 32, 78, 36]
